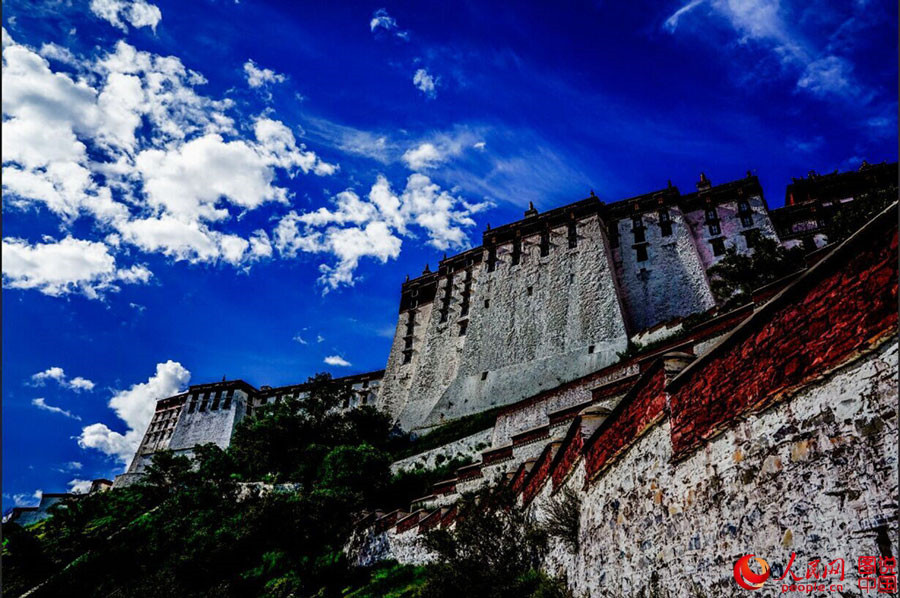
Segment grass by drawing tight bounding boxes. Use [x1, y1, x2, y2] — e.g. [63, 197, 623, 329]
[343, 561, 427, 598]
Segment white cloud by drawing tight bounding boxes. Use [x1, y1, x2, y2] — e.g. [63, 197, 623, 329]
[69, 377, 97, 391]
[31, 367, 67, 385]
[370, 8, 408, 39]
[413, 68, 437, 98]
[11, 490, 42, 507]
[2, 35, 338, 297]
[56, 461, 83, 472]
[293, 333, 308, 345]
[243, 59, 286, 88]
[275, 173, 486, 290]
[2, 236, 152, 299]
[32, 398, 82, 420]
[317, 335, 325, 343]
[401, 129, 481, 171]
[796, 56, 855, 96]
[30, 367, 96, 391]
[90, 0, 162, 32]
[67, 479, 93, 494]
[78, 360, 190, 465]
[39, 42, 78, 66]
[324, 355, 351, 367]
[402, 142, 443, 170]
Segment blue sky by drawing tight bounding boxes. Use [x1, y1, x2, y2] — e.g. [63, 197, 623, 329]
[2, 0, 896, 508]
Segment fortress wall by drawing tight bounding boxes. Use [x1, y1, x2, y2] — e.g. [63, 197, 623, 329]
[611, 206, 716, 333]
[377, 300, 436, 424]
[541, 338, 897, 597]
[390, 428, 493, 474]
[490, 361, 639, 448]
[415, 216, 629, 429]
[168, 389, 249, 452]
[351, 208, 898, 595]
[682, 194, 778, 272]
[669, 219, 898, 457]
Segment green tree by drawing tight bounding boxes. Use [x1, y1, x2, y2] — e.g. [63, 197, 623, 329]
[707, 236, 804, 309]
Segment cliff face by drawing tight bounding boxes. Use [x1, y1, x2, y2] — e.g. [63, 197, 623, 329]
[349, 205, 899, 596]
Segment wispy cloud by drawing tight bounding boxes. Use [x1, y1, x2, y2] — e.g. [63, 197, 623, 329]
[662, 0, 873, 100]
[32, 398, 82, 420]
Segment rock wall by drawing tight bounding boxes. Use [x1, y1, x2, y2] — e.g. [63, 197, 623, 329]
[381, 214, 631, 432]
[544, 338, 897, 597]
[349, 206, 898, 597]
[610, 206, 716, 333]
[390, 428, 493, 474]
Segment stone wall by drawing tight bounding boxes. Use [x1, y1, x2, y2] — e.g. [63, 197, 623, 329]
[381, 214, 631, 432]
[682, 194, 779, 271]
[390, 428, 493, 474]
[348, 206, 898, 597]
[544, 338, 897, 597]
[610, 206, 716, 332]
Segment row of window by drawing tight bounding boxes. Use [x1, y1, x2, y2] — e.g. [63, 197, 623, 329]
[186, 388, 235, 414]
[145, 428, 172, 447]
[486, 223, 580, 273]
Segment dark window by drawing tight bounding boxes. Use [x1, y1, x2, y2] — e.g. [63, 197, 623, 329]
[569, 273, 575, 284]
[199, 393, 208, 412]
[188, 400, 197, 414]
[458, 320, 468, 336]
[636, 245, 648, 262]
[540, 229, 550, 256]
[711, 238, 726, 256]
[481, 371, 488, 381]
[211, 390, 221, 411]
[608, 223, 619, 248]
[487, 246, 497, 272]
[402, 349, 413, 364]
[526, 286, 533, 296]
[659, 209, 670, 223]
[404, 337, 413, 349]
[223, 388, 234, 410]
[484, 299, 490, 308]
[511, 239, 521, 266]
[740, 214, 753, 227]
[632, 215, 643, 230]
[460, 301, 469, 317]
[705, 208, 718, 223]
[708, 222, 721, 236]
[588, 345, 595, 354]
[737, 200, 751, 214]
[660, 222, 672, 237]
[633, 227, 645, 243]
[567, 222, 577, 248]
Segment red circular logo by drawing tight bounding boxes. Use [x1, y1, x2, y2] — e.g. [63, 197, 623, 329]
[734, 554, 771, 590]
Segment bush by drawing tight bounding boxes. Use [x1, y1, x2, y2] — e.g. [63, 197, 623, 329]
[541, 487, 581, 553]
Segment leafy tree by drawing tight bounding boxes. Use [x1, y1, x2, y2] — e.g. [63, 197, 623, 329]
[707, 236, 804, 309]
[420, 487, 570, 598]
[827, 185, 896, 244]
